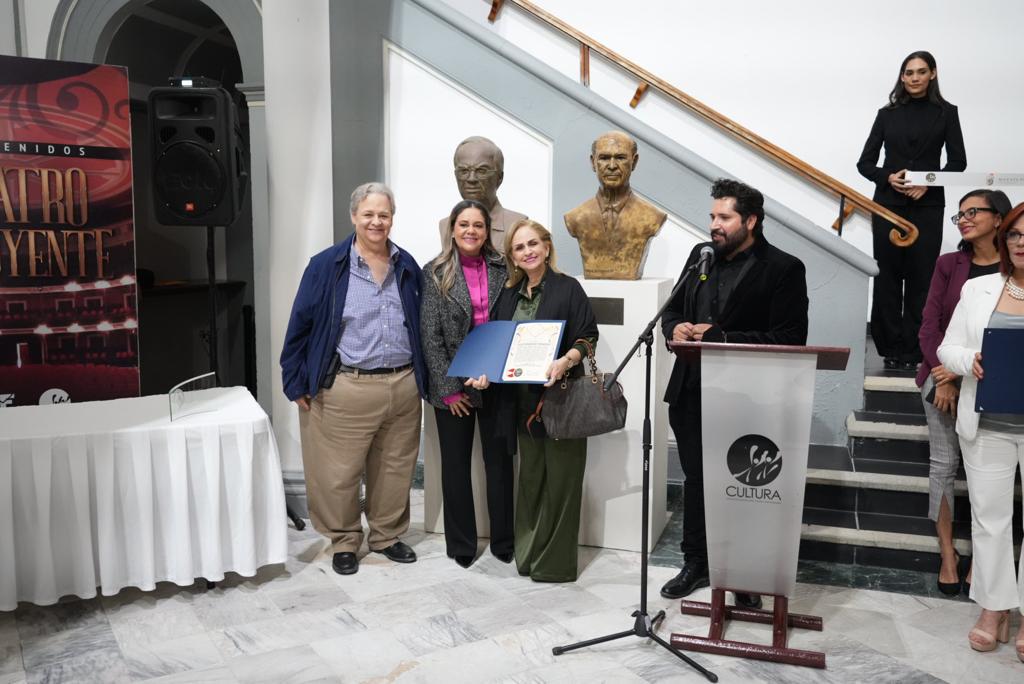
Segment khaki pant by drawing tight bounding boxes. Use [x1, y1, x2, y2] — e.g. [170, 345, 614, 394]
[299, 368, 421, 554]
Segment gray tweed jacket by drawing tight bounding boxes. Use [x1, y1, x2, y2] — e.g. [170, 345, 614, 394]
[420, 254, 507, 408]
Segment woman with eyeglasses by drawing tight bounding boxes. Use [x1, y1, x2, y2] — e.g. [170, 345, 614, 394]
[918, 189, 1011, 597]
[938, 202, 1024, 658]
[857, 50, 967, 371]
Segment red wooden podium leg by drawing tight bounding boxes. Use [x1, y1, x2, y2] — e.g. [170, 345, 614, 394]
[672, 592, 826, 669]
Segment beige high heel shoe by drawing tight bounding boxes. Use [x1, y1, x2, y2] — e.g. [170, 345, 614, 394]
[968, 610, 1009, 652]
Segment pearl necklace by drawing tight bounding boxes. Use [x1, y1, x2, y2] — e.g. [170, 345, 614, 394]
[1006, 277, 1024, 301]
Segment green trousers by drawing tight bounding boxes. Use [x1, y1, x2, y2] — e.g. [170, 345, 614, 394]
[514, 429, 587, 582]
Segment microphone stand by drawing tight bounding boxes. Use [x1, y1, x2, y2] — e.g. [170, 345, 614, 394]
[551, 264, 717, 682]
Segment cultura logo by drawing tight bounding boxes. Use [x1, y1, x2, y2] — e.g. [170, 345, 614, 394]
[726, 434, 782, 486]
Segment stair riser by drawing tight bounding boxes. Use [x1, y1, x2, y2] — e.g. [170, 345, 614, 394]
[864, 391, 925, 415]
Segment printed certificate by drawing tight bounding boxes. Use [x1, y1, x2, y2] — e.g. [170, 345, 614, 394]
[447, 320, 566, 384]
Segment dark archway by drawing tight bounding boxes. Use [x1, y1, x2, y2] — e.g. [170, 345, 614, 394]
[49, 0, 263, 397]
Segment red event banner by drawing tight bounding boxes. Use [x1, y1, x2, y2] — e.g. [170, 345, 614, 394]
[0, 55, 139, 407]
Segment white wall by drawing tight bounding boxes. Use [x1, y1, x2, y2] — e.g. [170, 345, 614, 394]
[264, 0, 335, 475]
[443, 0, 1024, 260]
[20, 0, 60, 58]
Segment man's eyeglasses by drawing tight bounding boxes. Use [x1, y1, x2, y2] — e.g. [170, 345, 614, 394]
[455, 165, 496, 180]
[1005, 230, 1024, 244]
[950, 207, 997, 225]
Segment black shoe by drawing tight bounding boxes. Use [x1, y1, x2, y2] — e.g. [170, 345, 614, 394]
[734, 592, 762, 609]
[901, 360, 920, 371]
[374, 540, 417, 563]
[332, 551, 358, 575]
[660, 562, 709, 599]
[937, 551, 961, 596]
[494, 551, 514, 564]
[883, 357, 900, 370]
[454, 555, 474, 568]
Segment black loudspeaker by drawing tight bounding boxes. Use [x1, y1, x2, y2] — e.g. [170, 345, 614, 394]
[149, 82, 246, 226]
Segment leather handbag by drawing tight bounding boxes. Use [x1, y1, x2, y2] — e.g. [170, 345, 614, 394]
[529, 340, 627, 439]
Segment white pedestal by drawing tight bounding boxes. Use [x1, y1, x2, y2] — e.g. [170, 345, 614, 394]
[578, 277, 671, 551]
[423, 277, 672, 553]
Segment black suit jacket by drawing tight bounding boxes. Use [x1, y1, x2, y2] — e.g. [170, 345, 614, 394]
[662, 237, 809, 405]
[856, 100, 966, 208]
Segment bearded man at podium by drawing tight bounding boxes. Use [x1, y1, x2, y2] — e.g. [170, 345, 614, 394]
[659, 178, 809, 609]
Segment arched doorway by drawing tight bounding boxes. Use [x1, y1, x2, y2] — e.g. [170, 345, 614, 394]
[47, 0, 270, 405]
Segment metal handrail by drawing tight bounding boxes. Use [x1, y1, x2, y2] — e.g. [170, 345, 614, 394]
[488, 0, 918, 247]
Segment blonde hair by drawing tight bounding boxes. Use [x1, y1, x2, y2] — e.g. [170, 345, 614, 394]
[503, 219, 559, 288]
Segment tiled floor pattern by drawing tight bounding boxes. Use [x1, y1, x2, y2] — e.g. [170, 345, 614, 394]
[2, 489, 1020, 683]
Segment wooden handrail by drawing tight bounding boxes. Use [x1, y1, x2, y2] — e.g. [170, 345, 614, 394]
[489, 0, 918, 246]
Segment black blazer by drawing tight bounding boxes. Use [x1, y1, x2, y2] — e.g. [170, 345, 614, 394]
[856, 100, 966, 208]
[492, 270, 599, 442]
[662, 237, 808, 405]
[420, 253, 507, 408]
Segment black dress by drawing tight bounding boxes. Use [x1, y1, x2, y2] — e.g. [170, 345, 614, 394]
[857, 97, 966, 365]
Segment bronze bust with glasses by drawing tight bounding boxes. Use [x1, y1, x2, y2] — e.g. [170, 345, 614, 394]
[564, 131, 666, 280]
[438, 136, 526, 254]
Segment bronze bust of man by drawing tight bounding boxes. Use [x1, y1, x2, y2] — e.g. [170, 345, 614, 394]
[438, 136, 526, 254]
[564, 131, 666, 279]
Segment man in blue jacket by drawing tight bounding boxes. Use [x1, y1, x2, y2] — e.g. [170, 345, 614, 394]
[280, 182, 427, 576]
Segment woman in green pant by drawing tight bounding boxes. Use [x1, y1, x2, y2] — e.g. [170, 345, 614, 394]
[470, 219, 598, 582]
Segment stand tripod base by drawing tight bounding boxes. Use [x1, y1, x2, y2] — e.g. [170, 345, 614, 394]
[553, 609, 718, 682]
[671, 589, 825, 669]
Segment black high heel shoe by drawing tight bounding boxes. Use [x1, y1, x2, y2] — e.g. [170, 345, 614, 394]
[937, 550, 961, 596]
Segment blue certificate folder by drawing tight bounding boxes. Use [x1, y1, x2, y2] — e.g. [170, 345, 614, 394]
[975, 328, 1024, 413]
[447, 320, 565, 384]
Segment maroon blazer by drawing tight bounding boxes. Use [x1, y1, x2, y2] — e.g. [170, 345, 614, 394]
[916, 250, 971, 387]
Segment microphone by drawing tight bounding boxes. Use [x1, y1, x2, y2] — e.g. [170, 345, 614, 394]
[696, 245, 715, 282]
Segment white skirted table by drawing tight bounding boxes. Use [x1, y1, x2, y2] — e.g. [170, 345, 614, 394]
[0, 386, 288, 611]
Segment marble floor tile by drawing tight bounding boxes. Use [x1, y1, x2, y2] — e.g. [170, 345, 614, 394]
[108, 604, 206, 647]
[392, 610, 487, 656]
[518, 583, 613, 623]
[141, 665, 238, 683]
[0, 639, 22, 676]
[0, 672, 26, 684]
[215, 609, 366, 658]
[310, 629, 417, 682]
[343, 585, 450, 630]
[189, 587, 284, 630]
[25, 646, 130, 684]
[457, 597, 555, 640]
[14, 599, 107, 640]
[20, 624, 119, 671]
[226, 645, 336, 683]
[264, 574, 352, 614]
[119, 632, 224, 680]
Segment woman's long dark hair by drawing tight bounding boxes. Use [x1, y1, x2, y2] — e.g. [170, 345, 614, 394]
[956, 189, 1011, 252]
[886, 51, 947, 108]
[428, 199, 498, 299]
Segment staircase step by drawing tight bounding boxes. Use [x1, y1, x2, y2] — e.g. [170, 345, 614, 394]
[802, 524, 969, 554]
[846, 413, 927, 441]
[806, 468, 964, 495]
[863, 376, 919, 393]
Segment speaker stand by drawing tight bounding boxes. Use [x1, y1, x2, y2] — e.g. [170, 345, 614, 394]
[206, 225, 219, 383]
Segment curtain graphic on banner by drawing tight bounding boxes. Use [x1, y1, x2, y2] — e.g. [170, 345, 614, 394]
[0, 55, 139, 407]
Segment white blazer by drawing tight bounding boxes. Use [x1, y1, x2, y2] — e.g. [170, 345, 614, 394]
[937, 272, 1007, 441]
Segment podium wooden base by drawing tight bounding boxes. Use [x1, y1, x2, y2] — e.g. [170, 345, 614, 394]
[670, 589, 826, 669]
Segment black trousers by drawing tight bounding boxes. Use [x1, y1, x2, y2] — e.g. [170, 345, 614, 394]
[433, 404, 514, 557]
[668, 397, 706, 566]
[870, 204, 944, 363]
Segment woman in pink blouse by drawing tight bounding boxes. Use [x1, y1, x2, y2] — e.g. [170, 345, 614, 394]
[421, 200, 513, 568]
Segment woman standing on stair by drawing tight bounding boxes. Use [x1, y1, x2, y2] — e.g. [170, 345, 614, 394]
[918, 189, 1010, 597]
[938, 202, 1024, 659]
[857, 50, 966, 371]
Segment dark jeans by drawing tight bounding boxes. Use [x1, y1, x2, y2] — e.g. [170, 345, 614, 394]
[433, 404, 514, 558]
[669, 397, 705, 567]
[870, 204, 944, 363]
